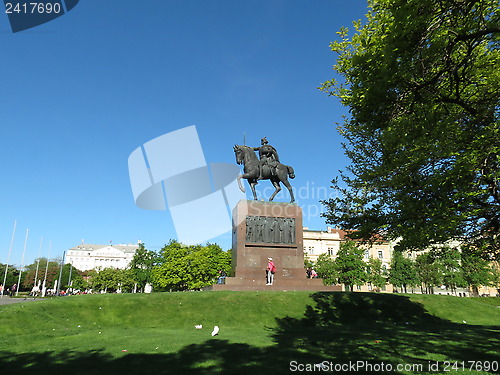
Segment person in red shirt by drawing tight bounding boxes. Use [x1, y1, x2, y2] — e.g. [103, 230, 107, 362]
[266, 257, 276, 285]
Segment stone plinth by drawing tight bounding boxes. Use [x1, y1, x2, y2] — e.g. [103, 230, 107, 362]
[208, 200, 341, 292]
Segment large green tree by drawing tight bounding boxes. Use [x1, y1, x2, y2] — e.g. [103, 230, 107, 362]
[334, 240, 367, 291]
[22, 258, 60, 289]
[460, 244, 497, 295]
[0, 263, 19, 292]
[128, 243, 158, 292]
[152, 240, 231, 291]
[186, 243, 231, 290]
[88, 267, 135, 293]
[388, 250, 418, 293]
[415, 252, 442, 294]
[315, 253, 338, 286]
[432, 246, 466, 294]
[366, 256, 387, 291]
[321, 0, 500, 258]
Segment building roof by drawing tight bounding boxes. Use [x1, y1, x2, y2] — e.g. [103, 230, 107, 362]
[303, 227, 388, 243]
[303, 227, 349, 240]
[69, 244, 140, 253]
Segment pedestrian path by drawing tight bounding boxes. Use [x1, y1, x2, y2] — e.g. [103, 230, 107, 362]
[0, 296, 43, 306]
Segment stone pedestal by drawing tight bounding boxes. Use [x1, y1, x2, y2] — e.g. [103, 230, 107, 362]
[209, 200, 341, 292]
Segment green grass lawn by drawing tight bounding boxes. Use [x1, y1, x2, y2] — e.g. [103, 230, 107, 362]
[0, 292, 499, 374]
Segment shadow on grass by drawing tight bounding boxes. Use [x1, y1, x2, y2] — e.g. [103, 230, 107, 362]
[1, 293, 499, 374]
[272, 293, 500, 373]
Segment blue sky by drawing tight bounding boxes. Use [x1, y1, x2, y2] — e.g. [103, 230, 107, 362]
[0, 0, 369, 267]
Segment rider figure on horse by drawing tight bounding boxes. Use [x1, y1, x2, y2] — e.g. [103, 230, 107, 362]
[253, 137, 279, 180]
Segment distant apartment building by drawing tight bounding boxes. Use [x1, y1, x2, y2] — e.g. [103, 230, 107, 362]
[303, 227, 393, 268]
[65, 243, 140, 271]
[303, 227, 395, 292]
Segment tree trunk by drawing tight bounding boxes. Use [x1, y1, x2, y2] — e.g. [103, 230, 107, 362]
[471, 286, 479, 297]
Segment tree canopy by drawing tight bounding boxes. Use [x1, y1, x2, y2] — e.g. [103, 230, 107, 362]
[389, 251, 418, 293]
[88, 267, 135, 293]
[334, 240, 367, 291]
[315, 253, 338, 285]
[366, 256, 387, 291]
[128, 243, 159, 292]
[152, 240, 231, 291]
[321, 0, 500, 258]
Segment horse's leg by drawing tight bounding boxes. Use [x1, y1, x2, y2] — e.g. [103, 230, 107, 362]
[237, 175, 245, 193]
[277, 166, 295, 202]
[240, 167, 259, 195]
[269, 179, 281, 201]
[281, 177, 295, 203]
[249, 179, 258, 200]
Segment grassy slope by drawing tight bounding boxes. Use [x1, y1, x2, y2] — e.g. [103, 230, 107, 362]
[0, 292, 499, 374]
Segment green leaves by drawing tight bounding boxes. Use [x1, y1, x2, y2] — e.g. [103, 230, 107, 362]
[334, 240, 368, 291]
[129, 243, 159, 291]
[315, 253, 338, 286]
[389, 251, 418, 292]
[321, 0, 500, 257]
[88, 267, 135, 293]
[151, 241, 231, 291]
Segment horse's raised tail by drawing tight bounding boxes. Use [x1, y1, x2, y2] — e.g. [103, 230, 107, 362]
[287, 165, 295, 179]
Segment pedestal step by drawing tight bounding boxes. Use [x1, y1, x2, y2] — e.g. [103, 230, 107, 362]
[206, 277, 342, 292]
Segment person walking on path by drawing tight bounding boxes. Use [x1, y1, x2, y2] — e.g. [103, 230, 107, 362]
[9, 284, 17, 297]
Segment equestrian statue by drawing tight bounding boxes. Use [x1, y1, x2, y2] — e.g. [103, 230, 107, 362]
[233, 137, 295, 202]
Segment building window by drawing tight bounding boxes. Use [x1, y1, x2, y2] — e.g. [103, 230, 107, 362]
[328, 247, 334, 256]
[378, 250, 383, 259]
[356, 285, 362, 291]
[364, 250, 369, 259]
[308, 246, 314, 255]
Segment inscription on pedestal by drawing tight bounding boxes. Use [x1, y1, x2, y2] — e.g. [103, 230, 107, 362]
[245, 216, 295, 244]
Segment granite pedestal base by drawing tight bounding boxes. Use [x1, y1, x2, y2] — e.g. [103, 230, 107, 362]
[207, 200, 341, 292]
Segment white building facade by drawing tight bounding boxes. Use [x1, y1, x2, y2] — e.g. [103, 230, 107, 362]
[65, 243, 140, 271]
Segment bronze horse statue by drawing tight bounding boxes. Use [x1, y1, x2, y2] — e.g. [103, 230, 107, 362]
[233, 145, 295, 202]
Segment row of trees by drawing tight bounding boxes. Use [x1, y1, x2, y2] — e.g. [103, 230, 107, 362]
[390, 245, 498, 295]
[313, 240, 499, 295]
[314, 240, 388, 292]
[85, 241, 231, 293]
[81, 241, 231, 293]
[1, 258, 84, 293]
[1, 241, 231, 294]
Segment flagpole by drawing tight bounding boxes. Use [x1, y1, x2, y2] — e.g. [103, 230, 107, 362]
[56, 250, 64, 296]
[34, 237, 43, 289]
[1, 220, 17, 298]
[16, 228, 29, 296]
[42, 241, 51, 297]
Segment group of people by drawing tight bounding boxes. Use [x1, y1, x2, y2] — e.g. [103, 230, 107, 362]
[306, 267, 318, 279]
[0, 283, 17, 297]
[216, 257, 276, 286]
